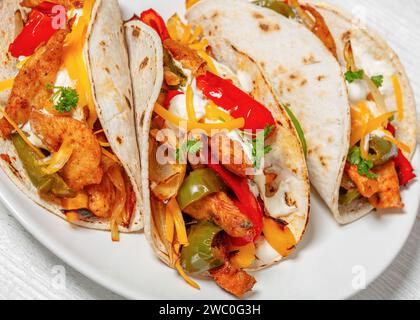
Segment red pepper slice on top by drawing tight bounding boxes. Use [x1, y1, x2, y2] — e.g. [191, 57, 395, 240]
[196, 72, 276, 134]
[137, 9, 169, 41]
[207, 154, 263, 245]
[387, 123, 416, 186]
[9, 2, 66, 58]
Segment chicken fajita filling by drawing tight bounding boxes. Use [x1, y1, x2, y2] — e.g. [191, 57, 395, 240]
[0, 0, 136, 240]
[138, 9, 305, 297]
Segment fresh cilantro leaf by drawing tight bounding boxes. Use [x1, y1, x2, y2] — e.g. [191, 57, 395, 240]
[371, 75, 384, 88]
[345, 69, 364, 83]
[347, 146, 378, 180]
[251, 125, 274, 168]
[348, 146, 361, 165]
[47, 84, 79, 113]
[176, 139, 203, 161]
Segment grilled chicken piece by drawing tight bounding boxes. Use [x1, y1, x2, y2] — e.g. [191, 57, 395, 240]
[20, 0, 79, 9]
[0, 30, 68, 138]
[212, 135, 253, 178]
[183, 192, 254, 239]
[210, 234, 256, 298]
[369, 161, 403, 209]
[163, 38, 208, 76]
[30, 111, 103, 191]
[86, 175, 115, 219]
[210, 261, 256, 298]
[346, 164, 379, 198]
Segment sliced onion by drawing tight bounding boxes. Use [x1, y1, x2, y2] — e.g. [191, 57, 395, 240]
[41, 139, 74, 175]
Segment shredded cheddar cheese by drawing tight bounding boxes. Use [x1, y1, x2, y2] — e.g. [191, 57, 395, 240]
[175, 260, 200, 290]
[205, 101, 232, 122]
[154, 103, 244, 135]
[379, 129, 411, 153]
[391, 74, 404, 121]
[165, 204, 175, 243]
[186, 85, 197, 122]
[16, 57, 29, 69]
[0, 78, 14, 92]
[101, 148, 121, 163]
[186, 0, 200, 9]
[168, 198, 189, 246]
[63, 0, 97, 128]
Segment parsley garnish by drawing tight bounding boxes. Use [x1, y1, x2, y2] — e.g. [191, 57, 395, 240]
[251, 125, 274, 168]
[47, 84, 79, 113]
[176, 139, 203, 161]
[371, 75, 384, 88]
[347, 146, 378, 180]
[345, 69, 364, 83]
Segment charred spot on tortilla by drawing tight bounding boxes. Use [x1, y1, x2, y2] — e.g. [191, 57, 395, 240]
[300, 79, 308, 87]
[259, 22, 280, 33]
[132, 26, 141, 38]
[320, 156, 327, 167]
[99, 40, 106, 48]
[211, 12, 219, 19]
[0, 154, 21, 179]
[317, 75, 326, 81]
[124, 95, 132, 109]
[302, 54, 320, 65]
[341, 30, 352, 42]
[117, 136, 123, 145]
[253, 12, 265, 20]
[103, 67, 110, 74]
[139, 57, 149, 70]
[285, 192, 297, 207]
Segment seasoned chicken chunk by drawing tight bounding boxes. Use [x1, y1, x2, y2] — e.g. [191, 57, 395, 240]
[369, 161, 403, 209]
[0, 30, 68, 138]
[183, 191, 254, 239]
[210, 261, 256, 298]
[346, 164, 379, 198]
[30, 111, 103, 191]
[86, 175, 115, 219]
[163, 38, 208, 76]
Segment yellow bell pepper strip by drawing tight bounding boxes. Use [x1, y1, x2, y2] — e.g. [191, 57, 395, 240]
[175, 260, 200, 290]
[154, 103, 245, 136]
[391, 75, 404, 121]
[61, 191, 89, 210]
[230, 242, 256, 269]
[262, 217, 297, 257]
[186, 0, 201, 10]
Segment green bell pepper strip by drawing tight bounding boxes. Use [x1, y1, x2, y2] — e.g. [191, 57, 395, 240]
[367, 136, 397, 167]
[339, 188, 361, 206]
[12, 134, 76, 198]
[253, 0, 296, 18]
[177, 168, 227, 210]
[283, 105, 307, 156]
[180, 221, 224, 274]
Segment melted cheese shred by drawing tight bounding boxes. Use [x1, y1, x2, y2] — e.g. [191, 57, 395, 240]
[0, 79, 14, 92]
[63, 0, 97, 128]
[391, 75, 404, 122]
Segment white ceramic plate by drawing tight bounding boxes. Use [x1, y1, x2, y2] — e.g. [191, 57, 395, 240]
[0, 0, 419, 300]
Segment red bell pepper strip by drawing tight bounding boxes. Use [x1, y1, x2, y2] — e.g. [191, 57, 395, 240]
[207, 154, 263, 245]
[387, 123, 416, 186]
[9, 2, 66, 58]
[138, 9, 169, 41]
[164, 90, 184, 108]
[394, 149, 416, 186]
[196, 72, 276, 134]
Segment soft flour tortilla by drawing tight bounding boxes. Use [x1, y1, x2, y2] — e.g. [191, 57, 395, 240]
[305, 2, 418, 223]
[187, 0, 418, 224]
[187, 0, 351, 223]
[0, 0, 143, 231]
[126, 21, 310, 270]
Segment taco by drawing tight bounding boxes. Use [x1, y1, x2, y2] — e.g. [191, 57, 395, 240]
[187, 0, 417, 224]
[126, 9, 310, 297]
[0, 0, 142, 240]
